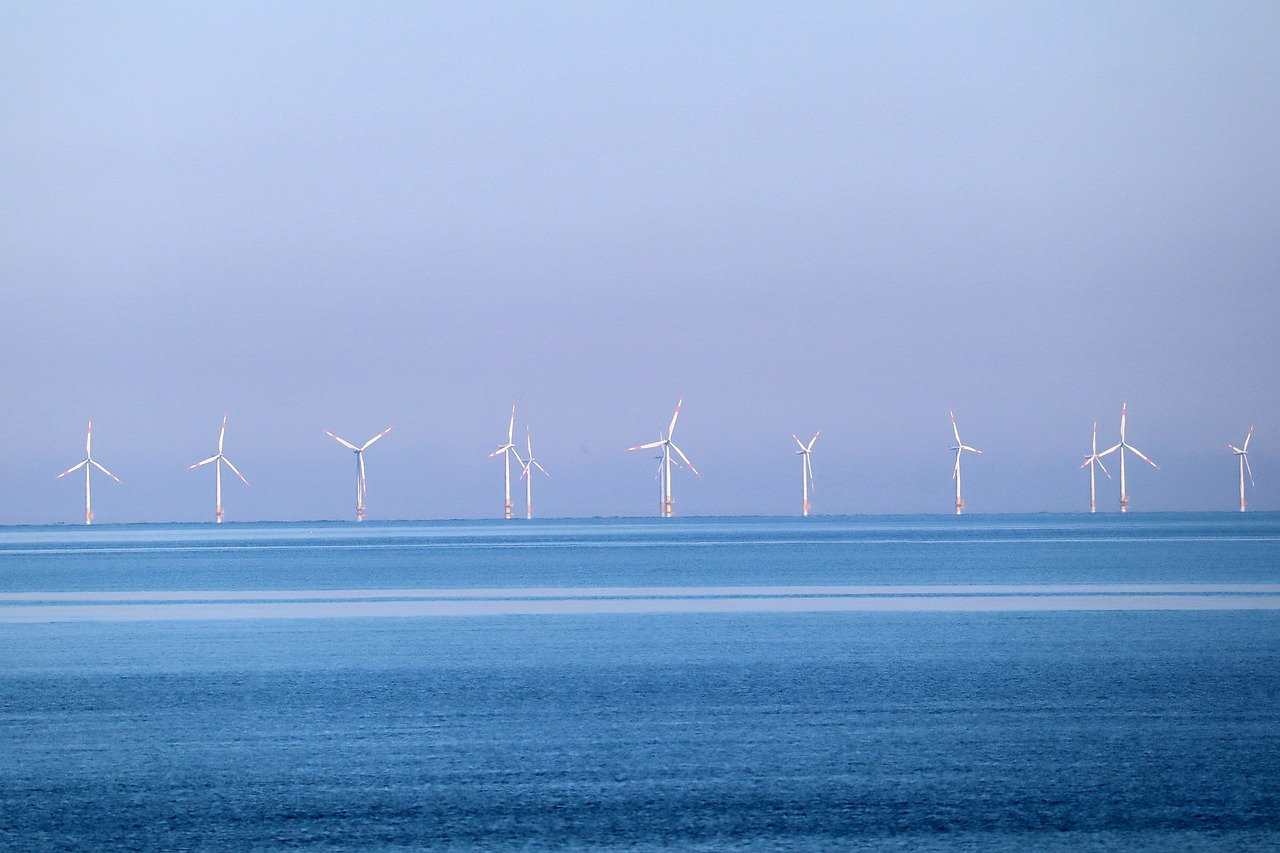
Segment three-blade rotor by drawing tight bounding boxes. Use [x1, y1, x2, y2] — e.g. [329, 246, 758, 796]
[1079, 420, 1112, 479]
[489, 405, 526, 465]
[1098, 400, 1159, 471]
[190, 415, 249, 485]
[56, 419, 122, 484]
[948, 411, 982, 480]
[520, 426, 550, 481]
[327, 426, 394, 503]
[1229, 426, 1256, 488]
[793, 431, 819, 491]
[626, 399, 701, 478]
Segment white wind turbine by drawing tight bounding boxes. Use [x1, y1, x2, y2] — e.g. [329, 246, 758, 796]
[1228, 426, 1255, 512]
[949, 411, 982, 515]
[1097, 400, 1158, 513]
[627, 399, 700, 517]
[519, 426, 550, 519]
[1078, 420, 1111, 513]
[489, 405, 525, 519]
[326, 426, 393, 521]
[792, 431, 819, 516]
[189, 415, 248, 523]
[56, 419, 121, 525]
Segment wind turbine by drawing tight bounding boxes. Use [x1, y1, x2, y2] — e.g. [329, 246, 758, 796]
[1097, 400, 1158, 513]
[626, 399, 700, 517]
[325, 426, 393, 521]
[519, 426, 550, 519]
[56, 419, 121, 525]
[1078, 420, 1111, 513]
[1228, 427, 1255, 512]
[189, 415, 249, 523]
[489, 405, 525, 519]
[792, 431, 819, 516]
[949, 411, 982, 515]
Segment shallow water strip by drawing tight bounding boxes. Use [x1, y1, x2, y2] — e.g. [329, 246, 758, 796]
[2, 584, 1279, 622]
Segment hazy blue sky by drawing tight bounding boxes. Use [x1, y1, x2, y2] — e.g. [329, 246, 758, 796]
[2, 2, 1277, 522]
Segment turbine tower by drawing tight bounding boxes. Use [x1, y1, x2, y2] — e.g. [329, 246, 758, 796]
[949, 411, 982, 515]
[519, 426, 550, 519]
[326, 426, 393, 521]
[56, 419, 122, 525]
[792, 431, 819, 516]
[1079, 420, 1111, 513]
[627, 399, 700, 517]
[489, 405, 525, 520]
[1097, 400, 1158, 513]
[1228, 426, 1255, 512]
[189, 415, 249, 523]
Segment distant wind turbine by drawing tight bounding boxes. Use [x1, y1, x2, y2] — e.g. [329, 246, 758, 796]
[326, 426, 393, 521]
[792, 431, 819, 517]
[56, 419, 121, 525]
[627, 399, 700, 517]
[489, 405, 525, 519]
[519, 426, 550, 519]
[189, 415, 248, 523]
[1097, 400, 1158, 513]
[1079, 420, 1111, 513]
[949, 411, 982, 515]
[1228, 426, 1255, 512]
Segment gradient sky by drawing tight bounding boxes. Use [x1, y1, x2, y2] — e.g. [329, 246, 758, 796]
[2, 2, 1278, 523]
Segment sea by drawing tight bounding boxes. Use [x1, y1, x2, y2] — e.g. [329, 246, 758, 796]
[1, 514, 1278, 850]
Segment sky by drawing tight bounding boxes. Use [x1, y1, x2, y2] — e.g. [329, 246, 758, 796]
[2, 2, 1278, 523]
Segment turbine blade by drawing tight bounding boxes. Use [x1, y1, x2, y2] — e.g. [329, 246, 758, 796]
[326, 431, 359, 451]
[792, 434, 806, 451]
[807, 431, 820, 451]
[962, 445, 982, 455]
[668, 399, 682, 438]
[91, 460, 122, 484]
[189, 455, 219, 469]
[669, 442, 700, 478]
[1125, 443, 1159, 469]
[57, 459, 88, 478]
[1096, 457, 1111, 479]
[86, 420, 93, 456]
[222, 457, 249, 485]
[950, 411, 961, 445]
[805, 454, 814, 490]
[627, 441, 664, 452]
[358, 453, 367, 498]
[1098, 443, 1121, 458]
[1245, 455, 1255, 488]
[534, 460, 550, 477]
[360, 426, 393, 451]
[218, 415, 227, 454]
[1244, 427, 1253, 451]
[508, 405, 516, 443]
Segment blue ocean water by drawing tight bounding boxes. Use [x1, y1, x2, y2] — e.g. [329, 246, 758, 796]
[2, 514, 1278, 849]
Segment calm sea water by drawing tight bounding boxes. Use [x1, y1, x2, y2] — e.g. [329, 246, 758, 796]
[2, 514, 1278, 850]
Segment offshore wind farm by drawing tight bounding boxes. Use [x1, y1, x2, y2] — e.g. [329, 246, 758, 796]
[43, 399, 1260, 523]
[5, 4, 1280, 851]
